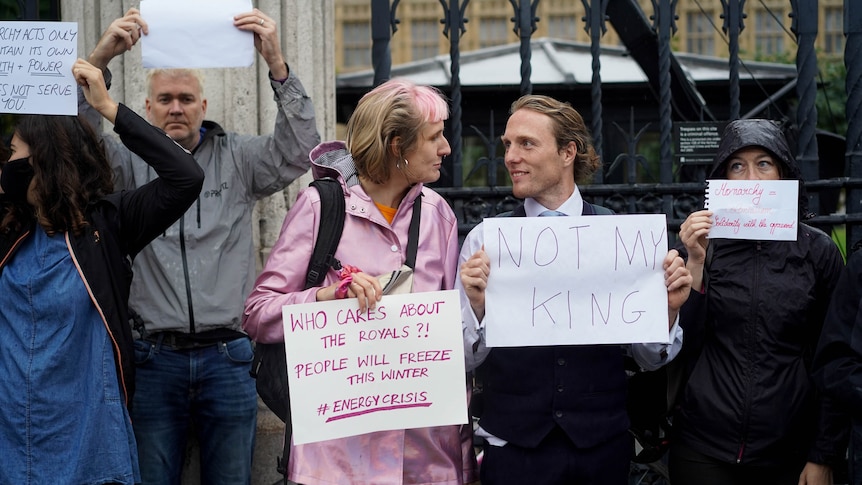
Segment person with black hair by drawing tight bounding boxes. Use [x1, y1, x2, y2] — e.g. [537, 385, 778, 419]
[671, 119, 846, 485]
[0, 59, 203, 485]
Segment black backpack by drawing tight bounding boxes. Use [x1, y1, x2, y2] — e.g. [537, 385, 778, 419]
[249, 177, 346, 477]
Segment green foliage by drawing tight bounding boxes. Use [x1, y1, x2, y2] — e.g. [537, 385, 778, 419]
[832, 225, 847, 262]
[461, 140, 510, 188]
[751, 50, 796, 65]
[0, 0, 19, 19]
[744, 50, 846, 136]
[816, 60, 847, 136]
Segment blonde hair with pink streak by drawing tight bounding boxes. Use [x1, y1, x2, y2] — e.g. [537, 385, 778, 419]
[346, 79, 449, 184]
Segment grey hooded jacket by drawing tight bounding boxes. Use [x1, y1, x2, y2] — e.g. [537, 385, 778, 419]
[79, 69, 320, 336]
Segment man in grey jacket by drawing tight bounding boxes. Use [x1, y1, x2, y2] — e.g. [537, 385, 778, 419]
[79, 8, 319, 485]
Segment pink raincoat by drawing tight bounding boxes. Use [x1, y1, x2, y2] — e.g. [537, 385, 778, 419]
[243, 141, 478, 484]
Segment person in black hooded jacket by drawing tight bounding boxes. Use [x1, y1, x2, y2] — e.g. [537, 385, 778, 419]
[812, 244, 862, 485]
[670, 119, 847, 485]
[0, 59, 203, 485]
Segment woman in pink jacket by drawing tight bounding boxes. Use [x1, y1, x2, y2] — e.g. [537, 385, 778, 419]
[243, 79, 478, 484]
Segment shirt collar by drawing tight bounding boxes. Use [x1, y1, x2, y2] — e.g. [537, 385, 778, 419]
[523, 186, 583, 217]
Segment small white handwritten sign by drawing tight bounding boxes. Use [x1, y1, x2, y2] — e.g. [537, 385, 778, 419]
[0, 21, 77, 115]
[281, 290, 468, 445]
[483, 214, 671, 347]
[705, 179, 799, 241]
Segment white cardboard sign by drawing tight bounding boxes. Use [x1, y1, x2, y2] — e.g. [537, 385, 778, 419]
[0, 21, 77, 115]
[483, 214, 671, 347]
[705, 179, 799, 241]
[140, 0, 254, 68]
[281, 290, 468, 445]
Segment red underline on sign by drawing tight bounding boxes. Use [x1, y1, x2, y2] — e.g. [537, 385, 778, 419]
[325, 403, 432, 422]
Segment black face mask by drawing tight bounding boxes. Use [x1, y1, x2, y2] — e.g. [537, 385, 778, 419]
[0, 158, 35, 203]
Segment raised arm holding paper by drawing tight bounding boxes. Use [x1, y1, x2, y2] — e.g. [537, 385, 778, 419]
[77, 6, 320, 485]
[0, 57, 202, 485]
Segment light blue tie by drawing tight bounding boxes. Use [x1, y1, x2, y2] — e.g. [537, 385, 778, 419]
[539, 210, 565, 217]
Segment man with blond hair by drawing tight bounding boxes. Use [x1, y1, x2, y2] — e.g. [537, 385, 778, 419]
[458, 94, 691, 484]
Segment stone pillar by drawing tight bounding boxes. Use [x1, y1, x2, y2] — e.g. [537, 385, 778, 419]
[253, 0, 336, 269]
[61, 0, 335, 483]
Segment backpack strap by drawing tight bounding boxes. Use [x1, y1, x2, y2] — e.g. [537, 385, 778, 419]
[305, 177, 346, 289]
[404, 194, 422, 269]
[277, 177, 346, 477]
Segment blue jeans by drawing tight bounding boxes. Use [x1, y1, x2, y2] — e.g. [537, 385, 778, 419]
[131, 337, 258, 485]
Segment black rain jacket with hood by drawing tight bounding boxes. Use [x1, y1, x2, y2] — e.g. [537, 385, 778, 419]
[674, 119, 848, 468]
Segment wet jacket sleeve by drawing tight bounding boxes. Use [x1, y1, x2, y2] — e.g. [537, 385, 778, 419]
[808, 240, 850, 466]
[810, 250, 861, 466]
[111, 104, 204, 257]
[234, 72, 320, 199]
[814, 250, 862, 410]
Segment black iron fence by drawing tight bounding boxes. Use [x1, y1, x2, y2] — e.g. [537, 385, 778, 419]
[9, 0, 862, 250]
[368, 0, 862, 251]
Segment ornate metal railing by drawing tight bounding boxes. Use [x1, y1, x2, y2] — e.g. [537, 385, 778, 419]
[369, 0, 861, 248]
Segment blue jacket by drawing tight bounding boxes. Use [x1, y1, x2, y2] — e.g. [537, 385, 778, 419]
[0, 104, 204, 404]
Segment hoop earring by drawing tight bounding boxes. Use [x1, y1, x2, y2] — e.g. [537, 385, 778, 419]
[403, 159, 409, 167]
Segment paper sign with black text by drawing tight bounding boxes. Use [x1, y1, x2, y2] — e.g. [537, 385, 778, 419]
[0, 21, 77, 115]
[483, 214, 671, 347]
[281, 290, 468, 445]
